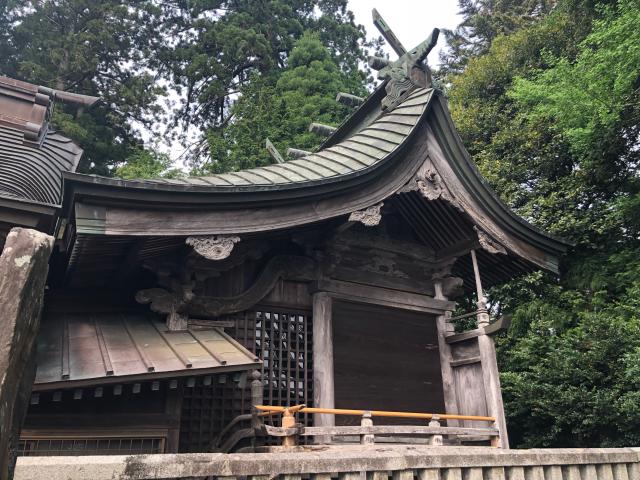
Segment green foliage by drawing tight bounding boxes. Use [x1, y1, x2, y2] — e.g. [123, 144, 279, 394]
[510, 0, 640, 158]
[157, 0, 376, 135]
[196, 32, 365, 174]
[2, 1, 374, 175]
[446, 0, 640, 447]
[0, 1, 166, 175]
[114, 147, 184, 180]
[439, 0, 557, 76]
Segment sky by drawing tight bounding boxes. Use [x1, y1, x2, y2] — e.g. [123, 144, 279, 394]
[161, 0, 462, 163]
[348, 0, 462, 65]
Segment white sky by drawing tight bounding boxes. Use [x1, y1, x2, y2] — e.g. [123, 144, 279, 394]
[159, 1, 462, 164]
[348, 0, 462, 65]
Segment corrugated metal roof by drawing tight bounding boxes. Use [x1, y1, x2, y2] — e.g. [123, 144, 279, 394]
[0, 126, 82, 205]
[138, 88, 433, 187]
[0, 75, 86, 207]
[34, 312, 260, 391]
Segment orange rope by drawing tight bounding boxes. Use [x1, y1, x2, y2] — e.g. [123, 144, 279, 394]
[254, 405, 495, 423]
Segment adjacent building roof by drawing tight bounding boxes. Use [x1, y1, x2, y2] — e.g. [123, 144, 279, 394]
[0, 126, 82, 205]
[0, 76, 92, 237]
[34, 312, 260, 391]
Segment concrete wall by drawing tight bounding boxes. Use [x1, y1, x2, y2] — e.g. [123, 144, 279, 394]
[13, 445, 640, 480]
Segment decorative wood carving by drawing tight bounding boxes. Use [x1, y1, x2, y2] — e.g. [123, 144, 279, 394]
[416, 168, 462, 210]
[135, 282, 193, 331]
[401, 161, 463, 212]
[368, 23, 439, 111]
[136, 255, 315, 320]
[348, 202, 383, 227]
[475, 227, 507, 255]
[185, 235, 240, 261]
[188, 255, 314, 317]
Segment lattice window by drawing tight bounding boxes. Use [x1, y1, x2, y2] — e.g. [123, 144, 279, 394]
[255, 310, 313, 427]
[179, 307, 313, 452]
[18, 437, 164, 456]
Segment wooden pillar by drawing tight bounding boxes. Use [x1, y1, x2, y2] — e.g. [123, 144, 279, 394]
[470, 250, 509, 447]
[433, 281, 458, 427]
[478, 333, 509, 448]
[470, 249, 489, 327]
[312, 292, 335, 437]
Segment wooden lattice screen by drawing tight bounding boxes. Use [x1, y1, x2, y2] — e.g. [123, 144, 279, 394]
[179, 307, 313, 452]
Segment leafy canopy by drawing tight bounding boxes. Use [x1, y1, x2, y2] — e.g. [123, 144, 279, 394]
[445, 0, 640, 447]
[198, 32, 365, 174]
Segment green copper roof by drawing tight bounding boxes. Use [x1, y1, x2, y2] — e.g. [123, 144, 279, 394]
[142, 88, 433, 187]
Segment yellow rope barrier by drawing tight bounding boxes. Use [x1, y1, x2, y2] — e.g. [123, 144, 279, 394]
[254, 405, 495, 423]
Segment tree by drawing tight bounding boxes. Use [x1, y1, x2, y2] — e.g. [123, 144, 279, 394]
[438, 0, 556, 76]
[114, 147, 184, 180]
[194, 32, 367, 174]
[156, 0, 378, 165]
[445, 0, 640, 447]
[0, 1, 166, 175]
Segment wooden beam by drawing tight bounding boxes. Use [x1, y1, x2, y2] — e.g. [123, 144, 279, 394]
[336, 92, 364, 107]
[372, 8, 407, 57]
[312, 292, 335, 441]
[309, 123, 337, 136]
[266, 138, 285, 164]
[310, 278, 455, 313]
[287, 148, 311, 159]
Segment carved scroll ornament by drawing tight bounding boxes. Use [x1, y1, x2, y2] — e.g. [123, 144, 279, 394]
[402, 166, 463, 211]
[348, 202, 383, 227]
[136, 255, 315, 320]
[186, 235, 240, 261]
[475, 227, 507, 255]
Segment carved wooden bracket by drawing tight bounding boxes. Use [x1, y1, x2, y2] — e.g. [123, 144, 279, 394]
[136, 255, 315, 320]
[401, 162, 463, 212]
[185, 235, 240, 261]
[135, 284, 193, 331]
[348, 202, 383, 227]
[475, 227, 507, 255]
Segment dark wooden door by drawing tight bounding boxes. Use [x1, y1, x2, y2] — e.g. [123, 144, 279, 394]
[332, 300, 445, 425]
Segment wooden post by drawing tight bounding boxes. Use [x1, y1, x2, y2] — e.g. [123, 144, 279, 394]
[477, 332, 509, 448]
[281, 408, 298, 448]
[427, 415, 443, 446]
[312, 292, 335, 442]
[360, 411, 374, 445]
[250, 370, 264, 431]
[433, 281, 458, 427]
[470, 249, 489, 327]
[470, 250, 509, 447]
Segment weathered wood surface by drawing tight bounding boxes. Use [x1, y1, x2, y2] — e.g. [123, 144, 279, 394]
[312, 292, 335, 435]
[477, 333, 509, 448]
[435, 312, 459, 428]
[0, 228, 54, 480]
[13, 446, 640, 480]
[311, 278, 455, 313]
[332, 301, 445, 425]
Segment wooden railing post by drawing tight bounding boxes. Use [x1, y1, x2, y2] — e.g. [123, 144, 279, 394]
[427, 415, 443, 446]
[250, 370, 263, 429]
[360, 411, 374, 445]
[281, 408, 298, 447]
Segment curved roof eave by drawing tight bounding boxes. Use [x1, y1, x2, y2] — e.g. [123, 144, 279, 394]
[63, 88, 435, 208]
[428, 94, 572, 257]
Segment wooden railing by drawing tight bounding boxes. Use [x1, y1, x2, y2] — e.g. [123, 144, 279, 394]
[254, 404, 501, 448]
[13, 446, 640, 480]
